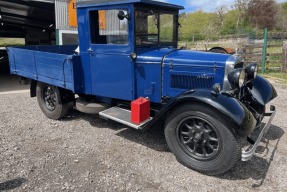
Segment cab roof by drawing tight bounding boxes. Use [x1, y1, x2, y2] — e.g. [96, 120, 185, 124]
[77, 0, 184, 10]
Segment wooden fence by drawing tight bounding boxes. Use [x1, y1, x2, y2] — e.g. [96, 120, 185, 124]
[242, 42, 286, 72]
[283, 41, 287, 72]
[220, 31, 287, 40]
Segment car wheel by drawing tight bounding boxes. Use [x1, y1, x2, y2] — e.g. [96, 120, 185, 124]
[36, 82, 68, 120]
[165, 103, 240, 175]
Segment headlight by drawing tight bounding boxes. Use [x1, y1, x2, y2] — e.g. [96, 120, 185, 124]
[223, 55, 243, 91]
[245, 63, 258, 81]
[228, 68, 246, 89]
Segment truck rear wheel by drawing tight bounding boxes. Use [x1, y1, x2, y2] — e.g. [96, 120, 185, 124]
[36, 82, 68, 120]
[165, 104, 240, 175]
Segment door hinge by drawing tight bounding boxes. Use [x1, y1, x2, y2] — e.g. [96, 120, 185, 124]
[214, 62, 217, 73]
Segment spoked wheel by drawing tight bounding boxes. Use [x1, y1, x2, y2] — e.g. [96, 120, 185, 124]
[36, 82, 69, 120]
[177, 117, 220, 161]
[165, 104, 240, 175]
[43, 86, 57, 111]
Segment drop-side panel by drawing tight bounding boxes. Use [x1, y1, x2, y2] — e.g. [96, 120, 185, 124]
[7, 46, 83, 92]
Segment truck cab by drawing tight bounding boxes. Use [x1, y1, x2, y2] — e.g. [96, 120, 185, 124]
[7, 0, 277, 175]
[76, 0, 183, 102]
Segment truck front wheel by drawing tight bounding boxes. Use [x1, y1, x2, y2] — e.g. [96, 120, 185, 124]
[36, 83, 68, 120]
[165, 104, 240, 175]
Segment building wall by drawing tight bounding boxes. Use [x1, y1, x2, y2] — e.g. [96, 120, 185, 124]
[55, 0, 88, 45]
[26, 29, 56, 45]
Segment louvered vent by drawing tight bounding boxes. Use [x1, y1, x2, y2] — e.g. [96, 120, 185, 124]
[170, 74, 215, 90]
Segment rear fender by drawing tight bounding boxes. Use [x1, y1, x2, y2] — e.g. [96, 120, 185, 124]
[31, 81, 74, 103]
[30, 80, 37, 97]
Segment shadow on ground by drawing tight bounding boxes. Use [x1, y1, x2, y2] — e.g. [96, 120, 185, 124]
[0, 178, 27, 191]
[218, 124, 284, 186]
[62, 109, 169, 152]
[63, 109, 285, 182]
[0, 71, 29, 92]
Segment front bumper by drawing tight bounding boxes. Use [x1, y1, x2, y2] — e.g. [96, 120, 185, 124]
[241, 105, 276, 161]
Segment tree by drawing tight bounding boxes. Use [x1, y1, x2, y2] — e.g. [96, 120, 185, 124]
[247, 0, 277, 30]
[275, 2, 287, 30]
[233, 0, 250, 29]
[220, 10, 239, 35]
[179, 11, 220, 41]
[217, 5, 228, 27]
[282, 2, 287, 12]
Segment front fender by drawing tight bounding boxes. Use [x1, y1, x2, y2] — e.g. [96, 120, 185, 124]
[250, 76, 277, 105]
[177, 90, 256, 136]
[145, 90, 256, 137]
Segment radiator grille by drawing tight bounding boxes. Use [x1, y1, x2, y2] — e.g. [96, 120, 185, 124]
[170, 74, 215, 90]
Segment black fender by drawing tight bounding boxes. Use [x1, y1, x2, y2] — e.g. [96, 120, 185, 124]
[250, 76, 277, 105]
[144, 90, 256, 137]
[30, 80, 37, 97]
[30, 80, 74, 103]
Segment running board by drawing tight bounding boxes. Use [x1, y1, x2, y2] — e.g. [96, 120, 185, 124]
[99, 107, 152, 129]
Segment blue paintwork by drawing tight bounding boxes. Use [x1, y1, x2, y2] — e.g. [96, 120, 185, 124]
[135, 47, 230, 102]
[8, 0, 232, 104]
[78, 4, 135, 100]
[163, 50, 229, 97]
[7, 45, 82, 92]
[6, 0, 277, 135]
[136, 47, 173, 102]
[77, 0, 184, 10]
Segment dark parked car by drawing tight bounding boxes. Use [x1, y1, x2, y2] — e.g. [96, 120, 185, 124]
[0, 47, 9, 73]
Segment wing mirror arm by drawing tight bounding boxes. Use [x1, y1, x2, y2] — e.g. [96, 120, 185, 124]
[118, 11, 130, 20]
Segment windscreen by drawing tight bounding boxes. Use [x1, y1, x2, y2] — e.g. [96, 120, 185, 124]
[135, 9, 177, 47]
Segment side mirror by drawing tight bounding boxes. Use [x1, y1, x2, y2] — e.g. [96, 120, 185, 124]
[118, 11, 130, 20]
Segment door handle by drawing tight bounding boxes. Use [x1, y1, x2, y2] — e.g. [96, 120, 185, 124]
[87, 48, 93, 53]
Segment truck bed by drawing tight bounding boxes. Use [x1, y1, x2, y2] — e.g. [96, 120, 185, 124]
[7, 45, 84, 93]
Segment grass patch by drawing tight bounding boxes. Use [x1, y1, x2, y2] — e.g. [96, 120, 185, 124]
[261, 72, 287, 84]
[0, 38, 25, 47]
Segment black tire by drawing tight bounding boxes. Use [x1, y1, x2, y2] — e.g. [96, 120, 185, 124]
[36, 82, 68, 120]
[165, 104, 240, 175]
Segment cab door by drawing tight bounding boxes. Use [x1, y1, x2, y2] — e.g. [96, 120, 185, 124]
[88, 8, 134, 101]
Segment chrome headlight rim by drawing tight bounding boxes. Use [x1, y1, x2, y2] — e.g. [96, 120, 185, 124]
[228, 68, 246, 89]
[223, 55, 244, 91]
[239, 69, 245, 88]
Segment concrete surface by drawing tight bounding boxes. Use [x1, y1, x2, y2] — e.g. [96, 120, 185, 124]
[0, 81, 286, 191]
[0, 72, 29, 94]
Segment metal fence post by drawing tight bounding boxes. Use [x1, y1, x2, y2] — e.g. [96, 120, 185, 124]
[261, 28, 268, 74]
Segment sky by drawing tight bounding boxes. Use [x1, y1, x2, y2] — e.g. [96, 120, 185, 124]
[158, 0, 287, 13]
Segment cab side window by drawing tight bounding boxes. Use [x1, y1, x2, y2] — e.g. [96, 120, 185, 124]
[90, 9, 129, 45]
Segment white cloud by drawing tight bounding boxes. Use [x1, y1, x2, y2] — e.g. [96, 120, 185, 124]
[184, 0, 286, 12]
[185, 0, 236, 12]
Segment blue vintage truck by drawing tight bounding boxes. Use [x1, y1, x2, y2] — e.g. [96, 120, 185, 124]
[7, 0, 277, 175]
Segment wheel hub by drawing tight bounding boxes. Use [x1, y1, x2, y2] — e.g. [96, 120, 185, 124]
[193, 132, 203, 143]
[43, 87, 56, 111]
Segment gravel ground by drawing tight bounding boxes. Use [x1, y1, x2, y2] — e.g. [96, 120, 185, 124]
[0, 82, 287, 192]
